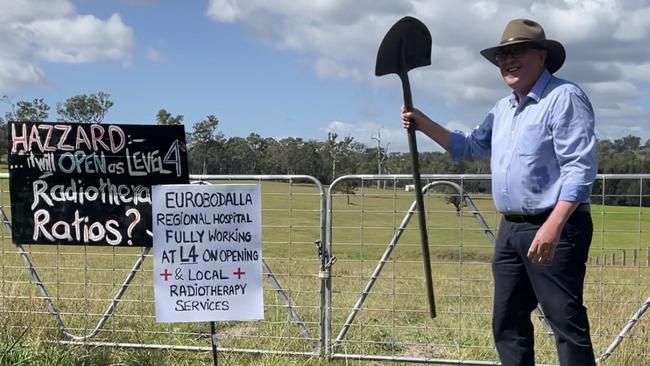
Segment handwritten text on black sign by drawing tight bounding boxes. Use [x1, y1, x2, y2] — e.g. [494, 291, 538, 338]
[8, 121, 189, 247]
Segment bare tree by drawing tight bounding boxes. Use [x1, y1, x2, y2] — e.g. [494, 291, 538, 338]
[371, 128, 390, 188]
[325, 132, 354, 182]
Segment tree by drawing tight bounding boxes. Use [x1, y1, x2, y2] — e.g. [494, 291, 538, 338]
[56, 91, 113, 123]
[371, 129, 390, 175]
[1, 96, 51, 163]
[275, 138, 326, 178]
[264, 138, 287, 174]
[156, 109, 184, 125]
[190, 115, 222, 145]
[223, 137, 255, 174]
[244, 133, 270, 174]
[303, 140, 328, 182]
[279, 137, 304, 175]
[371, 129, 391, 189]
[187, 115, 225, 174]
[2, 95, 50, 122]
[324, 132, 354, 183]
[613, 135, 640, 152]
[332, 179, 359, 205]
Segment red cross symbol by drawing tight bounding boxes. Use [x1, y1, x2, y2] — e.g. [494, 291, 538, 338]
[233, 267, 246, 279]
[160, 269, 172, 281]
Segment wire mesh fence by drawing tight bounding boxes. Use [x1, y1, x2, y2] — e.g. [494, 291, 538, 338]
[1, 173, 649, 365]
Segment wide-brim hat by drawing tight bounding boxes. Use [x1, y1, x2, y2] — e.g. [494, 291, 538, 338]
[480, 18, 565, 73]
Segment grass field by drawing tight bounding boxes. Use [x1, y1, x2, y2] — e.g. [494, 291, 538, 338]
[1, 178, 649, 365]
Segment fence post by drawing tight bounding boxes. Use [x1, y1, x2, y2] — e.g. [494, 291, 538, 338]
[622, 250, 626, 266]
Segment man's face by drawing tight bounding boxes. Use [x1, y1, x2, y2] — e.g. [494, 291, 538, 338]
[495, 43, 547, 96]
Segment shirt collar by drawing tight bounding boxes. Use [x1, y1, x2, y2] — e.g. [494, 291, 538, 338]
[508, 69, 552, 107]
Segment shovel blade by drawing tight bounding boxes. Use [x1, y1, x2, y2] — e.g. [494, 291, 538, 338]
[375, 16, 431, 77]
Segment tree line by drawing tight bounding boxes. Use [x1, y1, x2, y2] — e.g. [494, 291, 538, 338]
[1, 93, 648, 205]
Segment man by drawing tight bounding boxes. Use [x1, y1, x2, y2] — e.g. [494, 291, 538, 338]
[401, 19, 597, 365]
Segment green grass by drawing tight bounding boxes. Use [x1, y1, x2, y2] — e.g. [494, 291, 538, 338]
[1, 180, 649, 365]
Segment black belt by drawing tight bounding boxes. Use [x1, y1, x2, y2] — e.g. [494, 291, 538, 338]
[503, 203, 590, 223]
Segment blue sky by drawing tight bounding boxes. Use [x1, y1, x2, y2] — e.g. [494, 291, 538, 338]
[2, 0, 650, 152]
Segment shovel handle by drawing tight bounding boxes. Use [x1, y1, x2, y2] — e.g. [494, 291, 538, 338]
[401, 73, 436, 318]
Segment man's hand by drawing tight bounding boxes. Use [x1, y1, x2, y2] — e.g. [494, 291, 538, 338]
[527, 201, 580, 263]
[398, 105, 452, 151]
[401, 105, 424, 130]
[527, 222, 562, 263]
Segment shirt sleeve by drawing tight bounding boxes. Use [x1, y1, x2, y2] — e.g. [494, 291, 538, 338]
[550, 86, 598, 202]
[448, 111, 494, 163]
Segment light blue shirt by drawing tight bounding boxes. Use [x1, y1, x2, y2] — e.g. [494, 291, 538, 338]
[448, 70, 598, 215]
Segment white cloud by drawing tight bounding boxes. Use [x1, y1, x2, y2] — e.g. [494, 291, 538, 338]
[0, 0, 74, 23]
[324, 119, 450, 153]
[146, 47, 162, 63]
[14, 14, 133, 64]
[315, 58, 363, 80]
[613, 7, 650, 41]
[583, 80, 643, 97]
[0, 58, 47, 90]
[205, 0, 650, 142]
[593, 101, 649, 142]
[205, 0, 241, 22]
[597, 102, 646, 119]
[532, 0, 621, 43]
[0, 0, 134, 91]
[618, 62, 650, 81]
[325, 120, 409, 152]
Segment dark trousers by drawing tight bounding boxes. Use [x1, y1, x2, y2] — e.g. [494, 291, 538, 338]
[492, 211, 596, 366]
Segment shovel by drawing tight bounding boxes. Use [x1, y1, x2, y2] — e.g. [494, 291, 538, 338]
[375, 16, 436, 318]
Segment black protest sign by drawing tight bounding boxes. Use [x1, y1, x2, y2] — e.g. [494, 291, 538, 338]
[8, 121, 189, 247]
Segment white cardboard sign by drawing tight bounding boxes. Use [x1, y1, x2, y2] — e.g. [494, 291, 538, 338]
[152, 184, 263, 322]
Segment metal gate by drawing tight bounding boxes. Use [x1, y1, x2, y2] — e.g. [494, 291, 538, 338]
[326, 174, 650, 365]
[0, 174, 326, 357]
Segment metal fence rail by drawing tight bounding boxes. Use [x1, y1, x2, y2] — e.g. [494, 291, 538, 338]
[1, 173, 649, 365]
